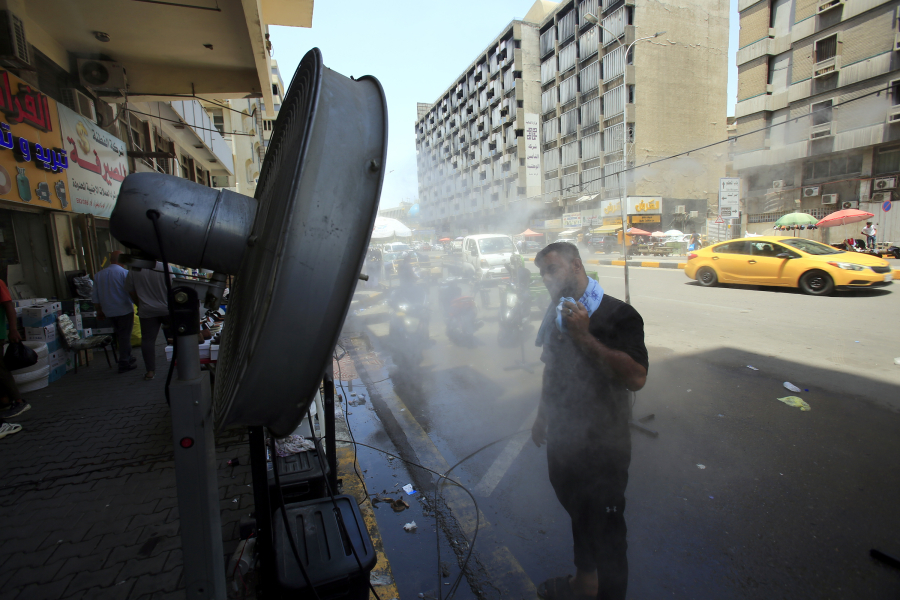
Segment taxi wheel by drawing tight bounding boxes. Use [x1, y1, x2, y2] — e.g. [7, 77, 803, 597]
[697, 267, 718, 287]
[799, 270, 834, 296]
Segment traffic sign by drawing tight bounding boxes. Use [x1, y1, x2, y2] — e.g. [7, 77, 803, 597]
[715, 215, 725, 224]
[884, 200, 892, 213]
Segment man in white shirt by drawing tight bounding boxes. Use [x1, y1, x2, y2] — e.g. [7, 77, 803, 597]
[125, 262, 172, 380]
[860, 221, 876, 249]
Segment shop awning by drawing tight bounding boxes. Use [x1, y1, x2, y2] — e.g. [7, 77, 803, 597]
[559, 229, 581, 236]
[592, 224, 622, 234]
[576, 194, 598, 203]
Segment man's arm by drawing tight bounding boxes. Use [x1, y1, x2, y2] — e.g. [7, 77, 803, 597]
[562, 300, 647, 391]
[2, 300, 21, 343]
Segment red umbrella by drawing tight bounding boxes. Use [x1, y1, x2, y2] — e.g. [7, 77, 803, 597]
[816, 208, 874, 227]
[439, 237, 451, 241]
[627, 227, 651, 236]
[518, 228, 544, 237]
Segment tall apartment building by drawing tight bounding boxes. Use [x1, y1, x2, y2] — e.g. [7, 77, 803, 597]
[734, 0, 900, 240]
[415, 14, 545, 235]
[415, 0, 728, 237]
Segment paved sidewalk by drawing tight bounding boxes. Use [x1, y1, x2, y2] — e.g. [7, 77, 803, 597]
[0, 341, 252, 600]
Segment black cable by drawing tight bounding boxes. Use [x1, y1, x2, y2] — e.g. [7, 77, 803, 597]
[332, 353, 371, 504]
[269, 436, 321, 600]
[124, 108, 258, 136]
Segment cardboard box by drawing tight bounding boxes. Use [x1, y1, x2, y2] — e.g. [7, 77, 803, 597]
[45, 302, 62, 315]
[45, 339, 61, 353]
[66, 352, 77, 372]
[73, 314, 83, 329]
[82, 311, 97, 318]
[13, 299, 37, 309]
[48, 350, 67, 369]
[81, 328, 92, 338]
[25, 325, 57, 343]
[21, 306, 57, 328]
[210, 344, 219, 361]
[49, 364, 66, 383]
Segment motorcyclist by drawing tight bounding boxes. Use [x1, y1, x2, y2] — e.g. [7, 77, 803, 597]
[506, 253, 532, 290]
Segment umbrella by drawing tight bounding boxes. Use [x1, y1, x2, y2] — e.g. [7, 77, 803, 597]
[371, 216, 412, 239]
[518, 228, 544, 237]
[627, 227, 651, 236]
[439, 237, 451, 242]
[816, 208, 875, 227]
[775, 212, 819, 227]
[455, 236, 463, 240]
[664, 229, 684, 237]
[650, 231, 666, 237]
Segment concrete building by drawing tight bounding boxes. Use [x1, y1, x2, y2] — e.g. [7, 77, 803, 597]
[0, 0, 310, 298]
[415, 0, 729, 238]
[734, 0, 900, 242]
[415, 12, 545, 237]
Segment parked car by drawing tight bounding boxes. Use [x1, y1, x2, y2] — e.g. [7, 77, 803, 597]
[384, 242, 411, 253]
[685, 236, 893, 296]
[420, 242, 432, 251]
[555, 238, 577, 245]
[524, 240, 542, 252]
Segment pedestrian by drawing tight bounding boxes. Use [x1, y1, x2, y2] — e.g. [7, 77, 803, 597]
[0, 277, 28, 428]
[861, 221, 876, 249]
[532, 242, 648, 600]
[125, 261, 172, 380]
[92, 251, 137, 373]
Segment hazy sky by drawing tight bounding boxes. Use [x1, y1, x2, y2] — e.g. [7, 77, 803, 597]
[270, 0, 740, 210]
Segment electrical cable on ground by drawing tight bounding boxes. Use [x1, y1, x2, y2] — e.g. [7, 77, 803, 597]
[332, 352, 371, 505]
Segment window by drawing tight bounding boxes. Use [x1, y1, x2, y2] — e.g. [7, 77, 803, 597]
[802, 154, 862, 180]
[212, 114, 224, 135]
[874, 146, 900, 175]
[750, 242, 793, 257]
[780, 238, 841, 255]
[815, 35, 837, 62]
[627, 85, 635, 104]
[811, 100, 832, 126]
[892, 80, 900, 106]
[712, 241, 750, 254]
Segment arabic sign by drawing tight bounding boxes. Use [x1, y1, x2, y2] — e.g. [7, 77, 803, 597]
[0, 70, 71, 211]
[562, 212, 582, 228]
[601, 199, 622, 216]
[57, 103, 128, 218]
[626, 197, 662, 214]
[719, 177, 740, 193]
[524, 113, 540, 191]
[718, 190, 740, 219]
[630, 215, 660, 224]
[544, 219, 562, 229]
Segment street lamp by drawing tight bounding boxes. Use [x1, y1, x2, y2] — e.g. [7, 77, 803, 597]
[583, 12, 665, 304]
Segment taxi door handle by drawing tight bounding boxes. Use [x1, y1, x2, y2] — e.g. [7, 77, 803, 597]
[748, 260, 757, 264]
[712, 256, 719, 260]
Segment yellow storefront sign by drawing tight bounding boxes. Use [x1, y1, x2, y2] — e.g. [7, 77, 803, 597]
[603, 216, 623, 225]
[630, 215, 661, 224]
[0, 70, 71, 211]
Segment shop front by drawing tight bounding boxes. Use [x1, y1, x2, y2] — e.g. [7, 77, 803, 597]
[626, 197, 662, 231]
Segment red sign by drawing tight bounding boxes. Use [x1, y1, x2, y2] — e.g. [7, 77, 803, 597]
[0, 70, 53, 132]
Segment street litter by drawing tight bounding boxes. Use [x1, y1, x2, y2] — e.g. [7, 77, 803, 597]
[783, 382, 801, 393]
[274, 434, 315, 456]
[370, 573, 393, 586]
[894, 357, 900, 365]
[747, 365, 758, 370]
[403, 521, 417, 532]
[777, 396, 811, 411]
[402, 483, 416, 495]
[697, 464, 706, 469]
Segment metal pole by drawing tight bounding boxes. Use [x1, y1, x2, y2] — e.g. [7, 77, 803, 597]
[322, 368, 338, 493]
[248, 426, 277, 595]
[167, 286, 226, 600]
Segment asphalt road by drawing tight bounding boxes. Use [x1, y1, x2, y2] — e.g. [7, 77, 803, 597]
[344, 259, 900, 599]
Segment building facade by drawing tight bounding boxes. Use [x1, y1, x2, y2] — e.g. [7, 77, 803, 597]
[415, 0, 729, 237]
[734, 0, 900, 241]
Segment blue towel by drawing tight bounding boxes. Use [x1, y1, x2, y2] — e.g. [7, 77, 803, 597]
[536, 277, 604, 347]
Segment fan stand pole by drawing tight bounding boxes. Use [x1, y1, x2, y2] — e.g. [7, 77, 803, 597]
[168, 286, 227, 600]
[504, 330, 538, 374]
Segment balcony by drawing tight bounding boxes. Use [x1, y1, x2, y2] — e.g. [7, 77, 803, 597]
[169, 100, 234, 174]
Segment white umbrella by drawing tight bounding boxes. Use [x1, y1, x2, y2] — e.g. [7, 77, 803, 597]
[371, 216, 412, 239]
[664, 229, 684, 237]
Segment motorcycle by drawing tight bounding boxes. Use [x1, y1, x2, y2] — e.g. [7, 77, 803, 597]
[439, 277, 482, 345]
[388, 266, 430, 366]
[497, 281, 532, 346]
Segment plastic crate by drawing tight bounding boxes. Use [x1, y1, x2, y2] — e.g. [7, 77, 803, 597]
[273, 495, 376, 597]
[267, 442, 329, 505]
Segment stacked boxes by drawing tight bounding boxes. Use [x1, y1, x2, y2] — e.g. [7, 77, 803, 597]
[48, 349, 67, 382]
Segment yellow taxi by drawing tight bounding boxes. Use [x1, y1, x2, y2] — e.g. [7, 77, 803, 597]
[684, 236, 893, 295]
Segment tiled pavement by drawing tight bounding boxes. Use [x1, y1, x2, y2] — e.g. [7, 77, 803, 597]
[0, 341, 253, 600]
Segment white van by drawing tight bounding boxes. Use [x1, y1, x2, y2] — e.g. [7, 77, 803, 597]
[462, 234, 520, 281]
[383, 242, 411, 253]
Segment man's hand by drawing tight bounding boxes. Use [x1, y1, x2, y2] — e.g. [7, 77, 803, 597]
[532, 414, 547, 448]
[562, 300, 590, 341]
[8, 328, 21, 344]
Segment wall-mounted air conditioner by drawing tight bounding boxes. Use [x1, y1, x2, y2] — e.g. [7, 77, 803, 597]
[871, 191, 892, 203]
[773, 180, 784, 190]
[810, 123, 833, 139]
[817, 0, 844, 13]
[803, 186, 821, 197]
[60, 88, 97, 122]
[0, 10, 31, 69]
[689, 210, 699, 218]
[822, 193, 838, 204]
[813, 56, 841, 79]
[873, 176, 896, 190]
[888, 105, 900, 124]
[675, 205, 686, 214]
[841, 200, 858, 209]
[77, 59, 127, 93]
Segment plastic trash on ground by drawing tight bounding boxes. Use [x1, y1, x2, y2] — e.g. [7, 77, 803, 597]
[777, 396, 811, 411]
[783, 382, 801, 392]
[403, 520, 417, 532]
[402, 483, 416, 495]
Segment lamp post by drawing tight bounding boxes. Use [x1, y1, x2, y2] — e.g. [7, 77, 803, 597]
[584, 12, 664, 304]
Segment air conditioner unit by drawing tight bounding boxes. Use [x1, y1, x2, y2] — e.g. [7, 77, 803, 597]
[888, 105, 900, 124]
[810, 124, 833, 139]
[96, 101, 116, 128]
[817, 0, 844, 13]
[871, 191, 892, 203]
[803, 186, 821, 197]
[841, 200, 858, 209]
[77, 59, 127, 93]
[689, 210, 699, 218]
[675, 205, 686, 214]
[822, 193, 838, 204]
[873, 176, 896, 190]
[60, 88, 97, 122]
[0, 10, 31, 69]
[772, 180, 784, 190]
[814, 56, 841, 79]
